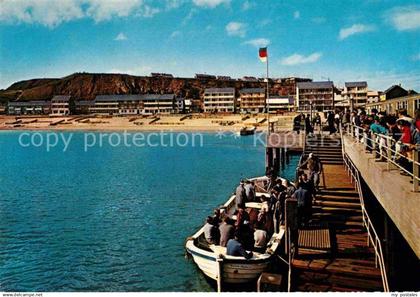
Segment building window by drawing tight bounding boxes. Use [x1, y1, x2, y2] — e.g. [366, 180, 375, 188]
[415, 99, 420, 111]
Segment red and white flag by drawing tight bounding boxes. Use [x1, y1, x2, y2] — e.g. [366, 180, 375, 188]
[259, 47, 267, 62]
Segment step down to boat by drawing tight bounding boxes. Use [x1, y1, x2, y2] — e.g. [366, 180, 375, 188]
[314, 200, 361, 209]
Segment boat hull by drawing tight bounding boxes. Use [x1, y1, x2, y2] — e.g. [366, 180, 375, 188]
[186, 241, 270, 284]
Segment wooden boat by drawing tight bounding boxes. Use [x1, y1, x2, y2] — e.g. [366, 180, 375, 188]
[240, 126, 256, 136]
[185, 176, 285, 285]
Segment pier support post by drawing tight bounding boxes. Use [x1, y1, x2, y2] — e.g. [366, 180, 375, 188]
[413, 150, 419, 192]
[265, 147, 273, 175]
[280, 148, 286, 169]
[274, 147, 281, 174]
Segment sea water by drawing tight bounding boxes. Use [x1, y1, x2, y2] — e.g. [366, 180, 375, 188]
[0, 131, 298, 291]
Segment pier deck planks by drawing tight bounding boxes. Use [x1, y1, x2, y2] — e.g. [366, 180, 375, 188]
[291, 164, 383, 292]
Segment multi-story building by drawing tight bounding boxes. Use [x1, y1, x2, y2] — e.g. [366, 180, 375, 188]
[50, 95, 71, 116]
[142, 94, 175, 115]
[8, 101, 51, 115]
[90, 95, 144, 115]
[266, 96, 294, 113]
[239, 88, 266, 114]
[334, 87, 347, 108]
[74, 100, 94, 114]
[342, 81, 368, 108]
[296, 81, 334, 112]
[203, 88, 235, 113]
[367, 91, 381, 104]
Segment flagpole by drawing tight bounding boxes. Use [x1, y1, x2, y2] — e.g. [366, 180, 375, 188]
[266, 47, 270, 135]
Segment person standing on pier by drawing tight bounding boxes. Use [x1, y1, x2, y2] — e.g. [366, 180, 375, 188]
[305, 115, 314, 137]
[327, 112, 336, 135]
[370, 116, 388, 160]
[300, 153, 322, 191]
[293, 114, 302, 134]
[292, 182, 312, 227]
[235, 180, 247, 209]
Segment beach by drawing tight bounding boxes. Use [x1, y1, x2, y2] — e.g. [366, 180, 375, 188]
[0, 113, 295, 132]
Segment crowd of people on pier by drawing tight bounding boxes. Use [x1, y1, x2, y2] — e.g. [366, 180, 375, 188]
[294, 107, 420, 174]
[345, 108, 420, 174]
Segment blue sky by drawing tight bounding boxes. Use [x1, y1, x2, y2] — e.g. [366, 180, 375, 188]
[0, 0, 419, 91]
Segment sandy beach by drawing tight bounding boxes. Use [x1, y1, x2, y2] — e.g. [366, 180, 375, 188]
[0, 113, 295, 132]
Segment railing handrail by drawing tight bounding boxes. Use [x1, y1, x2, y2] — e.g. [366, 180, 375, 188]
[345, 123, 420, 191]
[343, 154, 390, 292]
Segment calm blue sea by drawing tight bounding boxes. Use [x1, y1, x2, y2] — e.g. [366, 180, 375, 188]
[0, 131, 298, 292]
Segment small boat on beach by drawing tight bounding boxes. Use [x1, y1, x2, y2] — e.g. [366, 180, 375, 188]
[240, 126, 256, 136]
[185, 176, 285, 285]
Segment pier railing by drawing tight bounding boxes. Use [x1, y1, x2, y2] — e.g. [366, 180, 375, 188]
[342, 152, 390, 292]
[344, 124, 420, 192]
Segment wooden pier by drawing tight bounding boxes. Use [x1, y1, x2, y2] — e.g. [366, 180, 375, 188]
[292, 163, 383, 291]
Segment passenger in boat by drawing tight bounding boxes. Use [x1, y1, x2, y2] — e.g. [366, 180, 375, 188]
[244, 180, 256, 202]
[204, 216, 219, 245]
[257, 208, 267, 226]
[235, 180, 247, 209]
[253, 221, 268, 253]
[292, 182, 312, 227]
[273, 178, 286, 194]
[226, 233, 253, 259]
[282, 179, 296, 198]
[213, 208, 221, 226]
[260, 195, 270, 212]
[235, 208, 250, 229]
[273, 190, 286, 231]
[238, 220, 255, 250]
[219, 215, 234, 247]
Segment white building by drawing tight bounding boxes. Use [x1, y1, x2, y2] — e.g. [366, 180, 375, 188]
[267, 96, 294, 113]
[50, 95, 71, 116]
[203, 88, 236, 113]
[142, 94, 175, 115]
[342, 81, 368, 108]
[296, 81, 335, 112]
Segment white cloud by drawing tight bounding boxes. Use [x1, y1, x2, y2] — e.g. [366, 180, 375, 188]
[170, 30, 181, 38]
[338, 24, 375, 40]
[165, 0, 184, 10]
[181, 8, 197, 25]
[242, 1, 254, 11]
[225, 21, 246, 37]
[281, 52, 322, 66]
[387, 6, 420, 31]
[243, 38, 270, 48]
[192, 0, 230, 8]
[293, 11, 300, 19]
[114, 32, 127, 41]
[0, 0, 160, 27]
[0, 0, 84, 27]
